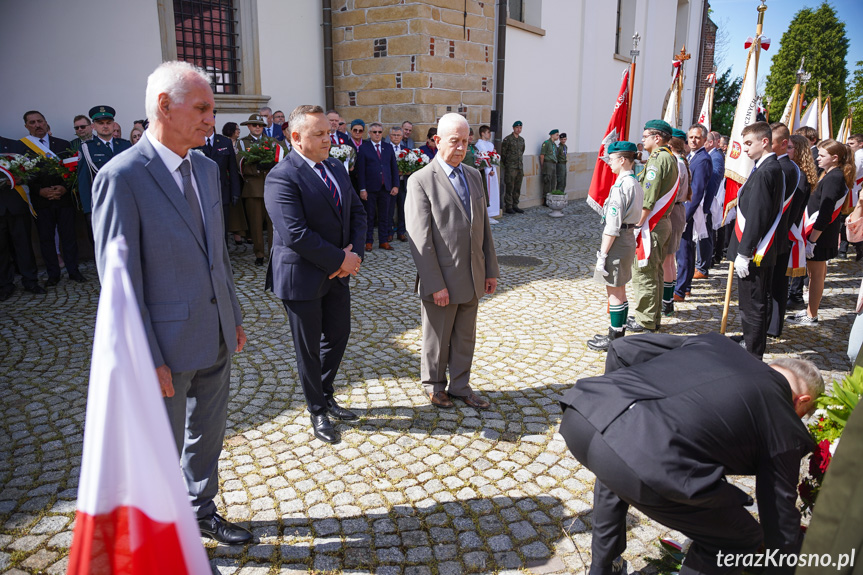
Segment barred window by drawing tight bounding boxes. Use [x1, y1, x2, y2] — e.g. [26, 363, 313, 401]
[508, 0, 524, 22]
[174, 0, 241, 94]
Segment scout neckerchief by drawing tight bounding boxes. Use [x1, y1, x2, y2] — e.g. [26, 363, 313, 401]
[635, 147, 680, 267]
[734, 159, 796, 266]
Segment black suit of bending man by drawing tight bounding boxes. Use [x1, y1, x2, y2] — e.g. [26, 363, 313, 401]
[194, 132, 241, 232]
[559, 333, 815, 575]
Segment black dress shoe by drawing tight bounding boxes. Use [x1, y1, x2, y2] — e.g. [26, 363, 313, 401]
[505, 208, 515, 214]
[311, 413, 340, 444]
[513, 207, 525, 213]
[625, 316, 655, 333]
[327, 399, 358, 421]
[0, 286, 14, 301]
[24, 284, 46, 295]
[46, 276, 61, 286]
[254, 257, 264, 266]
[69, 271, 87, 283]
[198, 512, 253, 545]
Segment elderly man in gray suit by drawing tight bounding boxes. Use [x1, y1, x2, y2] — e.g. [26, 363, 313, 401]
[406, 113, 499, 410]
[92, 61, 252, 545]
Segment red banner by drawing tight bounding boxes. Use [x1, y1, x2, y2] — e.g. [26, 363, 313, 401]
[587, 69, 630, 213]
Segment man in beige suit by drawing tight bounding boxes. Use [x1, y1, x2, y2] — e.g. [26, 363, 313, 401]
[405, 113, 500, 409]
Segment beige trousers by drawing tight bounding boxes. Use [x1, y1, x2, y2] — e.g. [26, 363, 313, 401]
[420, 296, 479, 396]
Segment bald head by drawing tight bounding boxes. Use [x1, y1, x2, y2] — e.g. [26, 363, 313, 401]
[434, 113, 470, 167]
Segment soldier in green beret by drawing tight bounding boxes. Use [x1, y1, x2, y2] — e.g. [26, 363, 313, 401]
[626, 120, 679, 333]
[588, 141, 644, 351]
[556, 133, 568, 192]
[540, 129, 559, 202]
[501, 121, 525, 213]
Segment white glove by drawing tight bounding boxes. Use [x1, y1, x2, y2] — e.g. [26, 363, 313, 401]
[596, 251, 609, 277]
[805, 241, 816, 260]
[734, 254, 752, 279]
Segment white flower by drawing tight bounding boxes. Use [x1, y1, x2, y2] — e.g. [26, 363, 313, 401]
[829, 438, 840, 456]
[420, 154, 430, 164]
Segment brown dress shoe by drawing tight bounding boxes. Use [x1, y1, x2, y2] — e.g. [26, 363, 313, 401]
[398, 234, 408, 242]
[693, 270, 708, 279]
[379, 242, 394, 250]
[430, 391, 454, 408]
[453, 392, 490, 409]
[365, 243, 373, 251]
[673, 294, 685, 302]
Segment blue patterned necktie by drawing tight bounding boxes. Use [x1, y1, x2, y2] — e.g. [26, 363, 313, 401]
[451, 166, 471, 218]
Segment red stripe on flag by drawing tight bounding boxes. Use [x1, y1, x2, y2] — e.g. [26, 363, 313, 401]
[586, 69, 630, 213]
[68, 506, 192, 575]
[723, 178, 742, 222]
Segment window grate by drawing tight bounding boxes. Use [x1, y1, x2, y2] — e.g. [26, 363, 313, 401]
[174, 0, 241, 94]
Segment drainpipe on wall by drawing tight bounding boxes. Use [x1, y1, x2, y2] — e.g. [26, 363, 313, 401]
[493, 0, 507, 149]
[323, 0, 335, 111]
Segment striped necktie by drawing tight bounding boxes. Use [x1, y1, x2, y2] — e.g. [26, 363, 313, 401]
[315, 162, 341, 214]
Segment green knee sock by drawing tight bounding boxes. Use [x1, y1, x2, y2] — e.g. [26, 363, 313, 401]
[610, 303, 627, 330]
[662, 282, 675, 303]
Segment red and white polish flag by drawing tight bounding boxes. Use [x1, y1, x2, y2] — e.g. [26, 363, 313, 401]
[67, 236, 210, 575]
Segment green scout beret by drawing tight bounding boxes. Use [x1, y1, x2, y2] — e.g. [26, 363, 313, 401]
[89, 105, 116, 121]
[644, 119, 673, 135]
[607, 141, 638, 154]
[549, 129, 559, 136]
[241, 114, 267, 126]
[512, 121, 523, 127]
[671, 129, 687, 140]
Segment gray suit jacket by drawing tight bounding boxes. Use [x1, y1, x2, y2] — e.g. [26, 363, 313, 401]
[92, 134, 242, 372]
[405, 159, 499, 304]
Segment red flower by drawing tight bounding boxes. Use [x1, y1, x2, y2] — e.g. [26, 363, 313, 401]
[62, 174, 70, 179]
[263, 146, 270, 150]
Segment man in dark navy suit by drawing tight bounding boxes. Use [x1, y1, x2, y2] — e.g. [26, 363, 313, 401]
[674, 124, 712, 300]
[265, 105, 366, 445]
[326, 109, 350, 148]
[695, 131, 725, 277]
[356, 121, 399, 251]
[0, 136, 44, 298]
[20, 110, 86, 285]
[259, 106, 284, 141]
[195, 118, 241, 233]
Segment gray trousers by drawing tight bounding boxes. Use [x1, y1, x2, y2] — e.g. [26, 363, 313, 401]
[420, 296, 478, 396]
[164, 335, 231, 519]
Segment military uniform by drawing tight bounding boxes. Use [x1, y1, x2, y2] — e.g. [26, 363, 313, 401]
[501, 123, 525, 212]
[540, 131, 559, 200]
[78, 136, 132, 214]
[631, 136, 678, 331]
[556, 136, 568, 192]
[462, 142, 487, 204]
[238, 115, 286, 263]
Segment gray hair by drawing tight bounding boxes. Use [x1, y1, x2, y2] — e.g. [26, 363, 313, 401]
[688, 123, 708, 138]
[368, 122, 383, 130]
[259, 106, 273, 115]
[437, 113, 469, 138]
[287, 105, 325, 137]
[145, 61, 211, 121]
[390, 126, 403, 133]
[769, 357, 824, 399]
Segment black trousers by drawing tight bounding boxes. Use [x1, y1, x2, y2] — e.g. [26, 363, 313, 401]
[559, 408, 763, 575]
[713, 223, 733, 264]
[767, 254, 790, 338]
[363, 187, 392, 245]
[35, 204, 79, 278]
[0, 211, 39, 288]
[738, 264, 773, 359]
[282, 280, 351, 416]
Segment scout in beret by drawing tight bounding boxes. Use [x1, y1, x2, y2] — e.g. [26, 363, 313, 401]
[540, 129, 560, 201]
[501, 120, 525, 213]
[588, 140, 644, 351]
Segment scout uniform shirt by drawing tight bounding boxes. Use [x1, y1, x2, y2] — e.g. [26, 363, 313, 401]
[540, 139, 558, 164]
[501, 133, 525, 170]
[602, 171, 644, 236]
[638, 146, 679, 218]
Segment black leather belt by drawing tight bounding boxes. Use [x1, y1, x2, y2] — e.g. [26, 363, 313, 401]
[621, 223, 637, 229]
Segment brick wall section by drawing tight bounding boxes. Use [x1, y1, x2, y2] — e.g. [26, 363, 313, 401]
[692, 15, 717, 127]
[331, 0, 495, 142]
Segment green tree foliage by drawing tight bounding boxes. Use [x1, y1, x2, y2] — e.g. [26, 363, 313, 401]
[764, 2, 849, 133]
[847, 61, 863, 137]
[712, 68, 741, 137]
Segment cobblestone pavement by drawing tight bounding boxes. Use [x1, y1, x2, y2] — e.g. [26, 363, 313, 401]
[1, 201, 858, 575]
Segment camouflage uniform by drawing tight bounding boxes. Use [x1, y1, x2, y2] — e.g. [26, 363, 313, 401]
[556, 141, 568, 191]
[540, 138, 558, 200]
[501, 132, 525, 210]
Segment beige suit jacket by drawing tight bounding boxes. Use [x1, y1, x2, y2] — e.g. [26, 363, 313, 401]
[405, 158, 499, 304]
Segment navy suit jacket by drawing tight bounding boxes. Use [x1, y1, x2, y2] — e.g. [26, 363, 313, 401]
[0, 136, 29, 215]
[264, 124, 284, 141]
[195, 134, 241, 205]
[356, 140, 399, 192]
[264, 152, 367, 301]
[706, 148, 725, 213]
[684, 147, 712, 222]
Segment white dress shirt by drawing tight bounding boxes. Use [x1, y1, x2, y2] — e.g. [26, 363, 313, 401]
[295, 150, 342, 205]
[145, 131, 206, 222]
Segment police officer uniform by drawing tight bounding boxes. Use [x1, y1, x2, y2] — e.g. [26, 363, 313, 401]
[556, 133, 568, 192]
[589, 141, 644, 352]
[540, 129, 559, 200]
[628, 120, 678, 332]
[501, 121, 525, 213]
[78, 106, 133, 220]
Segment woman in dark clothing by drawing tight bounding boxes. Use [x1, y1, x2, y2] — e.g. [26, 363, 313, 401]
[788, 138, 856, 325]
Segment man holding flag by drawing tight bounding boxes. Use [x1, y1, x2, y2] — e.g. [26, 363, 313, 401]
[92, 61, 253, 546]
[626, 120, 678, 333]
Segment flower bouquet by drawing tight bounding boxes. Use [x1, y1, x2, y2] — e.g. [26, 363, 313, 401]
[329, 144, 356, 171]
[0, 153, 40, 188]
[27, 155, 78, 190]
[397, 148, 430, 176]
[238, 140, 278, 167]
[475, 150, 500, 170]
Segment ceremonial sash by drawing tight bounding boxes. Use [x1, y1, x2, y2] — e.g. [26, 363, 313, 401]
[274, 144, 287, 164]
[635, 174, 680, 267]
[1, 154, 37, 217]
[20, 137, 55, 159]
[735, 190, 793, 266]
[787, 218, 806, 277]
[803, 191, 847, 237]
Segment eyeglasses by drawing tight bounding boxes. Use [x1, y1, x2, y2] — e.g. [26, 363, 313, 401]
[369, 130, 382, 134]
[74, 125, 90, 130]
[352, 128, 364, 133]
[339, 122, 346, 127]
